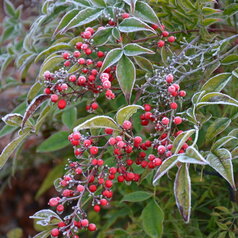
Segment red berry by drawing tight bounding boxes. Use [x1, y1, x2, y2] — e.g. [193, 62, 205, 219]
[173, 116, 183, 125]
[88, 223, 97, 231]
[44, 88, 51, 94]
[57, 99, 67, 109]
[179, 90, 186, 97]
[105, 180, 113, 188]
[85, 27, 94, 34]
[166, 74, 174, 83]
[122, 13, 130, 19]
[83, 31, 92, 39]
[62, 52, 70, 59]
[108, 137, 116, 145]
[78, 58, 85, 65]
[85, 48, 92, 55]
[64, 60, 71, 67]
[76, 42, 83, 49]
[162, 31, 169, 37]
[157, 40, 165, 47]
[75, 167, 82, 174]
[157, 145, 166, 154]
[91, 102, 98, 110]
[49, 198, 59, 207]
[161, 117, 170, 125]
[102, 80, 111, 89]
[94, 205, 101, 212]
[151, 24, 159, 30]
[51, 94, 59, 103]
[97, 51, 105, 58]
[84, 139, 92, 147]
[154, 158, 162, 166]
[56, 204, 64, 212]
[134, 136, 142, 145]
[100, 199, 108, 206]
[90, 146, 98, 155]
[51, 228, 60, 237]
[73, 51, 81, 58]
[77, 185, 85, 192]
[168, 36, 176, 42]
[172, 83, 180, 91]
[144, 104, 151, 111]
[123, 120, 132, 130]
[105, 128, 113, 134]
[96, 61, 103, 67]
[81, 219, 89, 227]
[168, 85, 176, 93]
[117, 175, 124, 182]
[69, 75, 77, 82]
[170, 102, 178, 110]
[89, 185, 97, 192]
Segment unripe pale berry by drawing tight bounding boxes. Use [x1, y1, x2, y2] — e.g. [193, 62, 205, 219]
[77, 184, 85, 192]
[166, 74, 174, 83]
[51, 94, 58, 103]
[103, 80, 111, 89]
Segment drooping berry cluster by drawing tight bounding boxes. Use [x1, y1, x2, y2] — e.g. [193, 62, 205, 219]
[43, 27, 116, 111]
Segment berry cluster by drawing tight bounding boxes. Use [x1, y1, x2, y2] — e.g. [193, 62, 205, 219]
[43, 27, 116, 111]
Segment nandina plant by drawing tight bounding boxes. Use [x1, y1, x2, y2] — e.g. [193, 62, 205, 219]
[1, 0, 238, 237]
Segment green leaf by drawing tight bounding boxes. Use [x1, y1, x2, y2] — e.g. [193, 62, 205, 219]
[35, 105, 52, 134]
[62, 107, 77, 129]
[178, 147, 207, 165]
[7, 228, 23, 238]
[118, 17, 156, 33]
[224, 3, 238, 16]
[204, 118, 231, 144]
[121, 191, 152, 202]
[2, 113, 23, 127]
[68, 0, 91, 7]
[202, 18, 222, 27]
[202, 7, 220, 15]
[134, 1, 160, 24]
[89, 0, 106, 7]
[201, 73, 232, 93]
[231, 147, 238, 159]
[0, 128, 31, 169]
[73, 116, 120, 132]
[33, 230, 51, 238]
[134, 56, 153, 72]
[116, 104, 144, 125]
[61, 8, 103, 32]
[38, 55, 64, 80]
[207, 149, 236, 189]
[116, 55, 136, 102]
[197, 92, 238, 108]
[37, 131, 70, 152]
[211, 136, 236, 151]
[35, 43, 71, 62]
[229, 231, 236, 238]
[153, 155, 178, 185]
[4, 0, 16, 17]
[172, 129, 195, 154]
[174, 164, 191, 223]
[36, 162, 65, 199]
[221, 54, 238, 65]
[141, 199, 164, 238]
[124, 43, 154, 56]
[99, 48, 123, 73]
[27, 82, 43, 104]
[54, 9, 79, 35]
[93, 27, 113, 46]
[30, 209, 62, 225]
[112, 27, 120, 41]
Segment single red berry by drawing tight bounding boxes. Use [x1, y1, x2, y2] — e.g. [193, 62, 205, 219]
[144, 104, 151, 111]
[122, 13, 130, 19]
[85, 27, 94, 34]
[97, 51, 104, 58]
[166, 74, 174, 83]
[123, 120, 132, 130]
[100, 199, 108, 206]
[162, 31, 169, 37]
[161, 117, 170, 125]
[76, 42, 83, 49]
[49, 198, 59, 207]
[170, 102, 178, 110]
[44, 88, 51, 94]
[98, 178, 104, 184]
[172, 83, 180, 91]
[117, 175, 124, 182]
[81, 219, 89, 227]
[108, 137, 116, 145]
[64, 60, 71, 67]
[94, 205, 101, 212]
[105, 180, 113, 188]
[157, 145, 166, 154]
[58, 222, 66, 228]
[88, 223, 97, 231]
[57, 99, 67, 109]
[105, 128, 113, 134]
[91, 69, 98, 75]
[90, 146, 98, 155]
[56, 204, 64, 212]
[179, 90, 186, 97]
[85, 48, 92, 55]
[78, 58, 85, 65]
[62, 52, 70, 59]
[75, 167, 82, 174]
[151, 24, 159, 30]
[51, 94, 58, 103]
[168, 85, 176, 93]
[73, 51, 81, 58]
[51, 228, 60, 237]
[157, 40, 165, 47]
[96, 61, 103, 67]
[84, 139, 92, 147]
[89, 185, 97, 193]
[69, 75, 77, 82]
[91, 102, 98, 110]
[103, 80, 111, 89]
[173, 116, 183, 125]
[134, 136, 142, 145]
[77, 184, 85, 192]
[87, 59, 93, 65]
[154, 158, 162, 166]
[72, 132, 81, 140]
[168, 36, 176, 42]
[83, 31, 92, 39]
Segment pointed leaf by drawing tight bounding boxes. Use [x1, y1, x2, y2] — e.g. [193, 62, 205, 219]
[0, 129, 31, 169]
[124, 43, 154, 56]
[172, 129, 195, 154]
[178, 147, 208, 165]
[174, 164, 191, 223]
[116, 104, 144, 125]
[121, 191, 152, 202]
[153, 155, 178, 185]
[201, 73, 232, 93]
[141, 199, 164, 238]
[93, 27, 113, 46]
[211, 136, 236, 151]
[116, 55, 136, 102]
[35, 105, 52, 134]
[89, 0, 106, 7]
[37, 131, 70, 153]
[62, 107, 77, 129]
[134, 1, 160, 24]
[99, 48, 123, 73]
[221, 54, 238, 65]
[134, 56, 153, 72]
[197, 92, 238, 108]
[207, 149, 236, 189]
[2, 113, 23, 127]
[61, 8, 103, 32]
[27, 82, 43, 104]
[118, 17, 156, 33]
[22, 94, 50, 128]
[74, 116, 120, 132]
